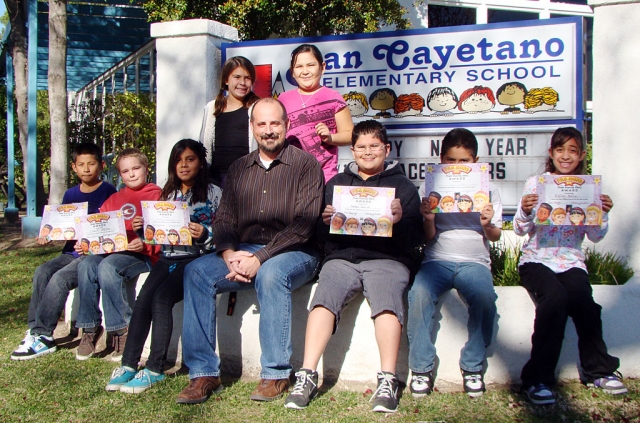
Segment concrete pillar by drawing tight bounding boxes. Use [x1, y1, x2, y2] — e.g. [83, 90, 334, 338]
[151, 19, 239, 186]
[588, 0, 640, 271]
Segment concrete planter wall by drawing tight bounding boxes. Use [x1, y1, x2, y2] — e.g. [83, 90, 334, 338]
[65, 273, 640, 388]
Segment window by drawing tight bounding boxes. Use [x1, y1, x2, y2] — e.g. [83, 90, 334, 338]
[428, 5, 475, 27]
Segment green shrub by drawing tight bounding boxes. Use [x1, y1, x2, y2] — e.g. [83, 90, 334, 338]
[584, 247, 634, 285]
[490, 241, 521, 286]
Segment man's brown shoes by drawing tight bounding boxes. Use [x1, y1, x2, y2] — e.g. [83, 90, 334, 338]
[176, 376, 223, 404]
[249, 378, 290, 401]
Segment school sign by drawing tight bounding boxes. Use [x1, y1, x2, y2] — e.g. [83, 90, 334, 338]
[223, 17, 584, 212]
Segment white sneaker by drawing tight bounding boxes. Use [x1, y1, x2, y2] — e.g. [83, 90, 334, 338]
[12, 330, 35, 354]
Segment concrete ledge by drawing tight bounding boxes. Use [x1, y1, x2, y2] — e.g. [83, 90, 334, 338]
[150, 19, 238, 41]
[65, 274, 640, 388]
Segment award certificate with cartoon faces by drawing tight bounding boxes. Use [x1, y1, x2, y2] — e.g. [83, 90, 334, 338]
[141, 201, 191, 245]
[422, 163, 491, 214]
[39, 202, 88, 241]
[535, 175, 603, 226]
[75, 211, 128, 254]
[330, 186, 395, 237]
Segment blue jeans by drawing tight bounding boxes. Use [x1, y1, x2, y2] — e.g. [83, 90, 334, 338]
[76, 252, 152, 332]
[182, 244, 318, 380]
[407, 261, 497, 373]
[29, 253, 83, 337]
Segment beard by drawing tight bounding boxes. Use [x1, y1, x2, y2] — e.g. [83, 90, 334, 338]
[257, 133, 284, 154]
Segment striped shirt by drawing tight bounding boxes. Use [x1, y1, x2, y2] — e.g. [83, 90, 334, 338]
[213, 143, 324, 263]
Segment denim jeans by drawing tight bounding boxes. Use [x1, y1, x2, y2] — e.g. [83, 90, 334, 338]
[76, 252, 152, 332]
[407, 260, 497, 373]
[182, 244, 318, 380]
[29, 254, 83, 337]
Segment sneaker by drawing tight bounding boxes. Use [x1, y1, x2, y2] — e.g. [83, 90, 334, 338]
[106, 366, 137, 391]
[110, 330, 127, 362]
[10, 335, 57, 360]
[76, 326, 104, 360]
[284, 369, 319, 409]
[120, 368, 166, 394]
[462, 370, 485, 398]
[592, 373, 628, 395]
[370, 371, 399, 413]
[525, 383, 556, 405]
[410, 371, 434, 398]
[12, 330, 35, 354]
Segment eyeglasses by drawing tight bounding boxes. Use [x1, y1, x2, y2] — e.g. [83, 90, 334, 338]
[352, 144, 387, 152]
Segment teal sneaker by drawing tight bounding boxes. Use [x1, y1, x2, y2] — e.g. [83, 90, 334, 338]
[106, 366, 137, 392]
[120, 369, 166, 394]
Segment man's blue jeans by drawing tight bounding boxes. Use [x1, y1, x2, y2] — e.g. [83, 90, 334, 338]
[407, 260, 497, 373]
[182, 244, 318, 380]
[75, 252, 152, 332]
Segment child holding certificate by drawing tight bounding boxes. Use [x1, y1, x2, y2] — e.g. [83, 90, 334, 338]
[514, 127, 626, 405]
[74, 149, 162, 361]
[106, 139, 222, 394]
[10, 143, 117, 360]
[407, 128, 502, 399]
[284, 120, 423, 413]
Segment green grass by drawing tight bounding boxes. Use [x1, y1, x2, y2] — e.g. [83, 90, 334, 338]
[1, 246, 639, 422]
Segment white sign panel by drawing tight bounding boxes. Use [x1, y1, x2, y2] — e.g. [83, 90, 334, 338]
[223, 18, 584, 212]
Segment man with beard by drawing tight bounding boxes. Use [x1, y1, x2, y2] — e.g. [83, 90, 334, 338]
[176, 98, 324, 405]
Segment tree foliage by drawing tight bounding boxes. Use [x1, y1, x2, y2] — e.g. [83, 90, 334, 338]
[142, 0, 410, 40]
[69, 93, 157, 186]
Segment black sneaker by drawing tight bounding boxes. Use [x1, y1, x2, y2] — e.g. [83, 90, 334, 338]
[284, 369, 318, 409]
[370, 371, 399, 413]
[525, 383, 556, 405]
[410, 371, 434, 398]
[10, 335, 57, 360]
[462, 370, 485, 397]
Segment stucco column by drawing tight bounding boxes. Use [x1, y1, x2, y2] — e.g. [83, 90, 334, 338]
[151, 19, 238, 186]
[588, 0, 640, 271]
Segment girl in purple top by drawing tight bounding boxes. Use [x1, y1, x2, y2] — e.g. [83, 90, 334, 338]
[278, 44, 354, 182]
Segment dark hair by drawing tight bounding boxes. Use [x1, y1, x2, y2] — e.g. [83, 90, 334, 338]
[441, 128, 478, 158]
[426, 87, 459, 109]
[458, 194, 474, 210]
[161, 139, 209, 203]
[72, 142, 103, 163]
[428, 191, 442, 200]
[250, 97, 288, 122]
[351, 119, 389, 146]
[496, 82, 528, 98]
[290, 44, 324, 71]
[214, 56, 260, 117]
[570, 207, 585, 216]
[545, 127, 586, 174]
[362, 217, 377, 230]
[334, 212, 346, 222]
[539, 202, 552, 212]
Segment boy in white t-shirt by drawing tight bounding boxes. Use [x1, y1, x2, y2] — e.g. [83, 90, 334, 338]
[407, 128, 502, 398]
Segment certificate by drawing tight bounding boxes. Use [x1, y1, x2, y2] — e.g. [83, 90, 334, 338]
[422, 163, 491, 213]
[330, 186, 395, 237]
[74, 211, 128, 254]
[39, 202, 88, 240]
[535, 174, 603, 226]
[141, 201, 191, 245]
